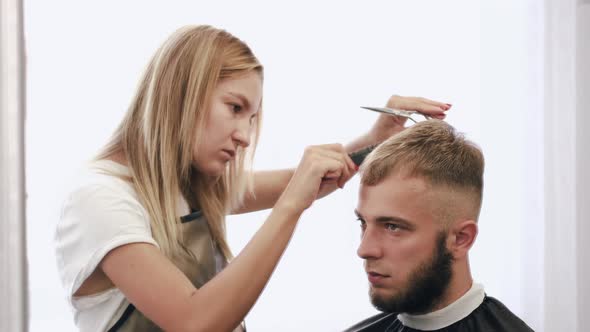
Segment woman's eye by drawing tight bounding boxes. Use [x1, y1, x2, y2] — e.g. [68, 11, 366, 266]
[230, 104, 243, 113]
[249, 114, 257, 125]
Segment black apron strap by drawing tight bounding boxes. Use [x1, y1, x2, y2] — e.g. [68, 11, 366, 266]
[107, 209, 209, 331]
[107, 303, 135, 332]
[180, 209, 203, 223]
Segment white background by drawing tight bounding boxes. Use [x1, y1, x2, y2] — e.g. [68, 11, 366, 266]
[24, 1, 544, 331]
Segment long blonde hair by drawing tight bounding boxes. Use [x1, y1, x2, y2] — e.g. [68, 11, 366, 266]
[96, 25, 263, 260]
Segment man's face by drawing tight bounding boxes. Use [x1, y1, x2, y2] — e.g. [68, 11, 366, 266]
[356, 173, 453, 314]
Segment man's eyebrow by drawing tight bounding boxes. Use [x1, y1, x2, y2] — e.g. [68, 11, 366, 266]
[375, 216, 414, 229]
[227, 92, 251, 109]
[354, 209, 415, 229]
[354, 209, 363, 219]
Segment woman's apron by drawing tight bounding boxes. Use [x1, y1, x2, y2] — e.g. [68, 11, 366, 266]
[107, 210, 246, 332]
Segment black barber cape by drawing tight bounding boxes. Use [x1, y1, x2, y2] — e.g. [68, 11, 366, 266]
[343, 284, 534, 332]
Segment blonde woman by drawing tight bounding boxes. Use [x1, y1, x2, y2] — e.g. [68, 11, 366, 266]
[55, 25, 451, 332]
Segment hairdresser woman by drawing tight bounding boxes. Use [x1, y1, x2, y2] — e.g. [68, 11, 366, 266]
[55, 25, 450, 332]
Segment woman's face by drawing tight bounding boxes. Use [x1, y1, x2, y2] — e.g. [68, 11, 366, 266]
[193, 71, 262, 176]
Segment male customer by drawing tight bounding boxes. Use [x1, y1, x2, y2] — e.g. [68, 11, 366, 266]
[346, 120, 533, 332]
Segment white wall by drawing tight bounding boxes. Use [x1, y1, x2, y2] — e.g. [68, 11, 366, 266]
[24, 1, 544, 331]
[480, 1, 545, 330]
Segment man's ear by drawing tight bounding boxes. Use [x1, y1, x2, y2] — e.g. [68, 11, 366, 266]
[448, 220, 478, 259]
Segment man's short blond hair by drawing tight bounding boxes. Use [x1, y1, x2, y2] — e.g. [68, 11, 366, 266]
[360, 120, 484, 221]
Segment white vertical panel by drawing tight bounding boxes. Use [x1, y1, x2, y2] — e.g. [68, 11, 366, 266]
[544, 0, 578, 331]
[0, 0, 28, 331]
[576, 0, 590, 328]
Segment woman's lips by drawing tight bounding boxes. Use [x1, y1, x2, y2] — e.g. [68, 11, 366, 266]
[221, 149, 235, 160]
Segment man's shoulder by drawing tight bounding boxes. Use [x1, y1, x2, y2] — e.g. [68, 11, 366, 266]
[474, 295, 535, 332]
[342, 312, 397, 332]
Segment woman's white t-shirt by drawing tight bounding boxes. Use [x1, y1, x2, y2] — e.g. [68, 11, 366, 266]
[55, 160, 190, 331]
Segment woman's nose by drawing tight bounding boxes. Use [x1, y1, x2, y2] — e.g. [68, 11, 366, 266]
[232, 120, 251, 148]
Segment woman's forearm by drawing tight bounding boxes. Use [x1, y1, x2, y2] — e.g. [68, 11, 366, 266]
[186, 204, 301, 331]
[234, 137, 379, 214]
[232, 169, 295, 214]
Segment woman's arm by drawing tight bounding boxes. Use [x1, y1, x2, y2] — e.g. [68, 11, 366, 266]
[233, 95, 451, 215]
[101, 205, 300, 332]
[232, 138, 371, 214]
[101, 144, 356, 332]
[232, 169, 293, 214]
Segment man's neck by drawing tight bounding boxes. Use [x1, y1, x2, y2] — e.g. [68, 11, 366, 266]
[398, 281, 485, 331]
[431, 260, 473, 311]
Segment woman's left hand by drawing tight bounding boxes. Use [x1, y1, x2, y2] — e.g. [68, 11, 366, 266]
[368, 95, 452, 142]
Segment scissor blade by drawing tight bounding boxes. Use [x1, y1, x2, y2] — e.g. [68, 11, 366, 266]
[361, 106, 415, 118]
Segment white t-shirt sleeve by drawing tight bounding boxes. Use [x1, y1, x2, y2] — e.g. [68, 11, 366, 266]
[55, 181, 158, 307]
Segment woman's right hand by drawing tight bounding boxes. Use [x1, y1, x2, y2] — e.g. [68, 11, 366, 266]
[275, 144, 357, 215]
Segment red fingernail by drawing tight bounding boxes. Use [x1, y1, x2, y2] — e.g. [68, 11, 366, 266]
[446, 103, 452, 107]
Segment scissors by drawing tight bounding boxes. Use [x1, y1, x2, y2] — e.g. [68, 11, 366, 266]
[360, 106, 432, 123]
[347, 106, 435, 167]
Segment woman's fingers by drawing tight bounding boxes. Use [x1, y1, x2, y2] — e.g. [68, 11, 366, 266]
[324, 144, 357, 170]
[431, 113, 446, 119]
[418, 97, 451, 110]
[410, 98, 449, 113]
[388, 95, 452, 116]
[315, 144, 357, 188]
[415, 103, 446, 113]
[318, 144, 358, 172]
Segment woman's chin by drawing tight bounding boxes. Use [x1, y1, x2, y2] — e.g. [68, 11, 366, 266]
[195, 162, 227, 177]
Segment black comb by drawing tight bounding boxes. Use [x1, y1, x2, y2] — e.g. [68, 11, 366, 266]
[348, 144, 377, 167]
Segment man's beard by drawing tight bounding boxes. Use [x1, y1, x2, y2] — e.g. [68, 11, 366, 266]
[370, 231, 454, 314]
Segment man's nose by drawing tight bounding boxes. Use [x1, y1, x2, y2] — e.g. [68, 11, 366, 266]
[357, 227, 382, 260]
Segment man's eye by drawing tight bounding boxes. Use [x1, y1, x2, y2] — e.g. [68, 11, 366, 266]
[385, 223, 401, 232]
[357, 218, 366, 229]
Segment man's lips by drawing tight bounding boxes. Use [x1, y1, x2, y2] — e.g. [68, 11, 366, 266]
[367, 271, 390, 285]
